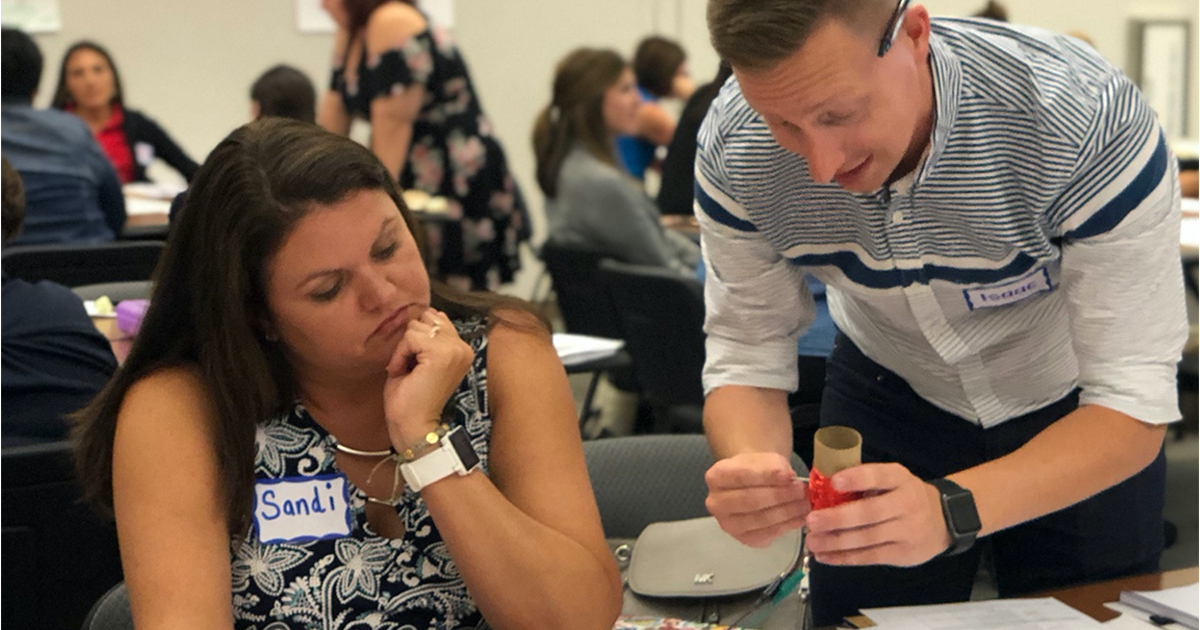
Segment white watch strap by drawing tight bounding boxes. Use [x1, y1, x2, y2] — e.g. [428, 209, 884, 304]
[401, 443, 459, 492]
[400, 427, 479, 492]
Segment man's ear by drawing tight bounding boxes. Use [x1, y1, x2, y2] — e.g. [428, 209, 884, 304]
[903, 4, 931, 59]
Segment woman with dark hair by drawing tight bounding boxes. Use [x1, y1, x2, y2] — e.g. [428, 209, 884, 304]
[533, 48, 699, 274]
[318, 0, 528, 292]
[72, 119, 621, 629]
[616, 36, 694, 180]
[52, 41, 198, 184]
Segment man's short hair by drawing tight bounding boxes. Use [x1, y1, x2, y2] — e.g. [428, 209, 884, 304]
[1, 27, 43, 101]
[250, 65, 316, 124]
[2, 156, 26, 244]
[707, 0, 894, 72]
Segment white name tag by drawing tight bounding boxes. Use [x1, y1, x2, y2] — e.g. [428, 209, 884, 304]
[254, 474, 352, 544]
[963, 267, 1052, 311]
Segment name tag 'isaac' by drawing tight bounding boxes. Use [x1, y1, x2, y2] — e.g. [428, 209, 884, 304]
[254, 474, 352, 544]
[963, 267, 1053, 311]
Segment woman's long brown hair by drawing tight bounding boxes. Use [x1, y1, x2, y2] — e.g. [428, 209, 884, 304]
[531, 48, 628, 198]
[73, 118, 542, 536]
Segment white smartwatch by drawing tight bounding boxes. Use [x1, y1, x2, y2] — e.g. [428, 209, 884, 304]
[400, 426, 481, 492]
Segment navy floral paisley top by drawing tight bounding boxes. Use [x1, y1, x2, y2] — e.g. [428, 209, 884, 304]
[331, 12, 528, 290]
[232, 318, 492, 629]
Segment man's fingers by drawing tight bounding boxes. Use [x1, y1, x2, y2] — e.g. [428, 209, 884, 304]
[806, 517, 900, 555]
[829, 462, 908, 494]
[806, 491, 904, 533]
[705, 454, 798, 491]
[728, 515, 807, 548]
[714, 494, 810, 534]
[706, 481, 806, 516]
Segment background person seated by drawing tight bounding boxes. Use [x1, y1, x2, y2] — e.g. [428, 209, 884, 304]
[656, 62, 732, 217]
[250, 64, 317, 123]
[534, 48, 699, 275]
[1, 28, 125, 245]
[616, 36, 694, 181]
[52, 41, 199, 185]
[1, 156, 117, 447]
[169, 64, 320, 223]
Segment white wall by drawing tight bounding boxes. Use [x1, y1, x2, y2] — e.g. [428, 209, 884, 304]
[21, 0, 1200, 296]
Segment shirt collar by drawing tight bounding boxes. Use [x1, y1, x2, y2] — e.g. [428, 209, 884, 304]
[920, 31, 963, 179]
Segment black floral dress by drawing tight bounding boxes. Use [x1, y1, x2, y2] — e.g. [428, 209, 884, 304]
[331, 17, 528, 290]
[231, 318, 492, 629]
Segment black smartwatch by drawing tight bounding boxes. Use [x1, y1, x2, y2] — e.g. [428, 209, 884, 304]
[928, 478, 981, 556]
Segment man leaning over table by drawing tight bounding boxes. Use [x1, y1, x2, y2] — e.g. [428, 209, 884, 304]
[696, 0, 1187, 626]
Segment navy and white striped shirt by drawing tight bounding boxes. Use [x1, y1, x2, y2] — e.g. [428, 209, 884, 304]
[696, 18, 1187, 428]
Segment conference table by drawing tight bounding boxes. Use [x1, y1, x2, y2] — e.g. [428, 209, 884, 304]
[840, 566, 1199, 628]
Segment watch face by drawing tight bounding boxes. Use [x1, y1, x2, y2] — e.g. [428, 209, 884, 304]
[945, 493, 981, 534]
[447, 428, 481, 470]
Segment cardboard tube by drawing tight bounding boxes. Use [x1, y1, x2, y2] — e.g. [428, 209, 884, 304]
[812, 426, 862, 477]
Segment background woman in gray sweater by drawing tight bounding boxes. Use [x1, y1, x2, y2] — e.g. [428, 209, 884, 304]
[532, 48, 699, 275]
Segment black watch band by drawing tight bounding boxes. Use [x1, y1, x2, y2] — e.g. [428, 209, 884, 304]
[929, 478, 981, 556]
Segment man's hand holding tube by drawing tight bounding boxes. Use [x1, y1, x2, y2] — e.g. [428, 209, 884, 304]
[805, 463, 953, 567]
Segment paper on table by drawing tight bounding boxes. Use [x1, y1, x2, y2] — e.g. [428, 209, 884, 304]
[1119, 583, 1199, 629]
[551, 333, 624, 366]
[861, 597, 1104, 629]
[1104, 602, 1191, 628]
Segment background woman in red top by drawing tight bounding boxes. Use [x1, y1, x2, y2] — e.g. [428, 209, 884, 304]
[51, 41, 199, 185]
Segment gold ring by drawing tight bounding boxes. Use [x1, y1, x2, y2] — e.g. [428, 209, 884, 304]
[428, 324, 440, 339]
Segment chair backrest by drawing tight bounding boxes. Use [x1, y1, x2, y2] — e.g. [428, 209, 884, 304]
[584, 435, 807, 539]
[540, 242, 624, 339]
[81, 582, 132, 630]
[1, 441, 124, 629]
[1, 240, 165, 287]
[597, 259, 707, 419]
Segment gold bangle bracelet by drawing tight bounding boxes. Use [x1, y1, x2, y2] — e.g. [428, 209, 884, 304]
[401, 423, 450, 462]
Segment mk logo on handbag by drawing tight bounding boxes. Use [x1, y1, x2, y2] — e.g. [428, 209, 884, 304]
[694, 573, 715, 585]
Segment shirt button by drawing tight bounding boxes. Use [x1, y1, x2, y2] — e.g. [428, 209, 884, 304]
[892, 210, 904, 224]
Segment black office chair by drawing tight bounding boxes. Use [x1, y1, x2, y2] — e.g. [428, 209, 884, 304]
[1, 441, 123, 629]
[539, 242, 624, 340]
[118, 223, 170, 242]
[597, 259, 707, 433]
[1, 240, 164, 287]
[540, 242, 642, 423]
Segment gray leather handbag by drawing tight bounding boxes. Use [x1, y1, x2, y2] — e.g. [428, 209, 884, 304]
[615, 516, 809, 629]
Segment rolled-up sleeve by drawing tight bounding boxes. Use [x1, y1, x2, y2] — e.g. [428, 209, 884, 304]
[695, 126, 811, 395]
[1054, 75, 1188, 424]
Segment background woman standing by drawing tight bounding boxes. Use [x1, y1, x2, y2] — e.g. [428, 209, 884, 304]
[318, 0, 528, 291]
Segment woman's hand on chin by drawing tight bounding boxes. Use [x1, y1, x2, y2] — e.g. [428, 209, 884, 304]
[383, 308, 473, 446]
